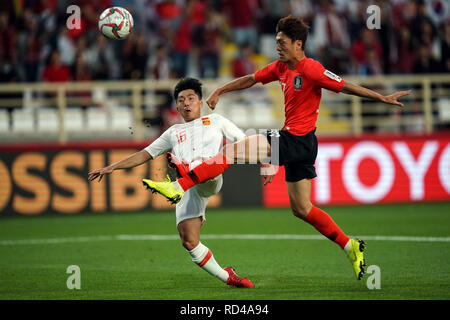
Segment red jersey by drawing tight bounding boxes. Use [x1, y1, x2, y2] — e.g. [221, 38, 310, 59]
[254, 57, 345, 136]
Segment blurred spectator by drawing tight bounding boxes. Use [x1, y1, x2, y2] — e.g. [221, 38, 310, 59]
[171, 10, 192, 78]
[374, 0, 395, 74]
[232, 44, 257, 78]
[80, 3, 100, 32]
[86, 34, 119, 80]
[289, 0, 314, 23]
[260, 0, 290, 34]
[57, 27, 76, 66]
[155, 0, 182, 20]
[147, 43, 172, 80]
[419, 19, 441, 60]
[16, 10, 42, 82]
[441, 20, 450, 73]
[0, 11, 17, 68]
[358, 48, 383, 76]
[74, 35, 89, 65]
[0, 0, 449, 85]
[38, 0, 58, 42]
[155, 0, 183, 41]
[411, 0, 438, 46]
[223, 0, 259, 51]
[412, 44, 441, 74]
[198, 7, 221, 78]
[350, 29, 383, 75]
[393, 26, 416, 74]
[70, 54, 91, 107]
[310, 0, 350, 74]
[122, 33, 149, 79]
[72, 54, 91, 81]
[42, 50, 71, 82]
[0, 60, 18, 83]
[190, 0, 208, 48]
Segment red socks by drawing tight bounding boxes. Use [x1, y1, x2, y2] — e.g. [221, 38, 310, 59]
[177, 153, 230, 191]
[304, 206, 350, 249]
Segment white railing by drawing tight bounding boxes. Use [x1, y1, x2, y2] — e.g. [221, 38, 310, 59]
[0, 74, 449, 144]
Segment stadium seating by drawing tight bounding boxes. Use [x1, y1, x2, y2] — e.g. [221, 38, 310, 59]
[86, 107, 108, 131]
[12, 108, 34, 133]
[36, 108, 59, 132]
[0, 109, 9, 133]
[110, 107, 133, 132]
[65, 107, 85, 132]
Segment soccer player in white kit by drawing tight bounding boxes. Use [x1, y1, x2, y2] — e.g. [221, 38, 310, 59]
[88, 78, 254, 288]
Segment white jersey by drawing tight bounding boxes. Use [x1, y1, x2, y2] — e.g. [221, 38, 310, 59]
[144, 113, 245, 167]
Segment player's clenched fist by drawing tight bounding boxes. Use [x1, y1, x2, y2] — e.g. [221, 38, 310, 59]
[206, 90, 220, 110]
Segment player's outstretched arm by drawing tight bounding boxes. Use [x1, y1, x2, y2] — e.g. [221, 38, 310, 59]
[88, 149, 152, 182]
[341, 82, 411, 107]
[206, 74, 257, 110]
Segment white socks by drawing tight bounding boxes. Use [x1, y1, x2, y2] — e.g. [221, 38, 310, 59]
[188, 242, 229, 283]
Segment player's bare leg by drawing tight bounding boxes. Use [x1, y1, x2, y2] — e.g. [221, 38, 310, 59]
[177, 217, 203, 251]
[175, 134, 274, 191]
[144, 135, 274, 203]
[146, 134, 275, 201]
[177, 217, 254, 287]
[286, 179, 366, 279]
[286, 178, 313, 219]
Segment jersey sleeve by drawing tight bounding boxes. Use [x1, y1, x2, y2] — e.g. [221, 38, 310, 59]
[254, 60, 279, 85]
[304, 59, 345, 92]
[219, 115, 246, 142]
[144, 128, 172, 158]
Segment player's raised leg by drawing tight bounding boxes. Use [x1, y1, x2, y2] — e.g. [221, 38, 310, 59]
[286, 179, 366, 280]
[176, 134, 271, 191]
[177, 217, 254, 288]
[143, 134, 272, 203]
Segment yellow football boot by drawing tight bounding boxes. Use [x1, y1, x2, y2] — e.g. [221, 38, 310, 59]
[142, 175, 184, 204]
[346, 239, 367, 280]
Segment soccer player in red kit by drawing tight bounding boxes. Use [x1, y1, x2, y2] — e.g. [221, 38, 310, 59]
[144, 16, 411, 281]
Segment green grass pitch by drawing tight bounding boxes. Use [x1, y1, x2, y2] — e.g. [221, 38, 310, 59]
[0, 202, 449, 300]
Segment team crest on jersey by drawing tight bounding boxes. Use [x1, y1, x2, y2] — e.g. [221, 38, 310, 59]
[324, 70, 342, 82]
[201, 117, 210, 125]
[293, 75, 303, 90]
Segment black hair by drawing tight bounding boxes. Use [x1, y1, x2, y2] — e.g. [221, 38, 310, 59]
[173, 77, 203, 100]
[276, 15, 310, 50]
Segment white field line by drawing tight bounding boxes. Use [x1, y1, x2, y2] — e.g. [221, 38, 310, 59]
[0, 234, 449, 246]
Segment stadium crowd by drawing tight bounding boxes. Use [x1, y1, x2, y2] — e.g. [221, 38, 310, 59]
[0, 0, 449, 84]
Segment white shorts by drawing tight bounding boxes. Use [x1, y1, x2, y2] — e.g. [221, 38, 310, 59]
[175, 175, 223, 226]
